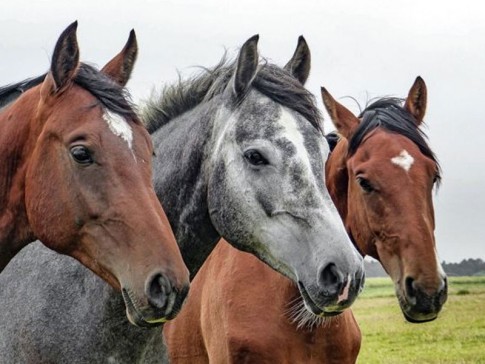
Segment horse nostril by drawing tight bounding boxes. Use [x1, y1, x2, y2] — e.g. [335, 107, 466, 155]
[405, 276, 417, 305]
[146, 273, 172, 310]
[318, 263, 343, 296]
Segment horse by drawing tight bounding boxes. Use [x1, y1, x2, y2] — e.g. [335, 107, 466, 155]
[0, 22, 189, 328]
[0, 35, 364, 363]
[162, 77, 448, 363]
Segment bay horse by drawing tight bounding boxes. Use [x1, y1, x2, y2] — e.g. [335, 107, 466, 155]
[0, 36, 364, 363]
[0, 23, 189, 327]
[163, 77, 448, 363]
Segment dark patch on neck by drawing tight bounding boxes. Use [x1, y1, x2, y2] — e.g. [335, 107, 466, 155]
[325, 131, 340, 152]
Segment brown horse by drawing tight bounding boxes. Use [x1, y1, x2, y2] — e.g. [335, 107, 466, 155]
[163, 77, 447, 363]
[0, 22, 189, 326]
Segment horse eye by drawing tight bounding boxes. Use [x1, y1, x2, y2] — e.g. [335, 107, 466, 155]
[356, 176, 374, 193]
[71, 146, 93, 165]
[244, 149, 268, 166]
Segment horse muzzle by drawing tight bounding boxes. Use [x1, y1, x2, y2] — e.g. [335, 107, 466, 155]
[398, 276, 448, 323]
[122, 274, 189, 327]
[298, 265, 365, 316]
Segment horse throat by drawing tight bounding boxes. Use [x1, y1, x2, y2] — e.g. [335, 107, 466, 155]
[0, 99, 38, 270]
[150, 108, 221, 279]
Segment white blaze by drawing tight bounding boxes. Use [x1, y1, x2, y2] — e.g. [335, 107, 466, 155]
[103, 110, 133, 151]
[277, 107, 325, 191]
[391, 149, 414, 172]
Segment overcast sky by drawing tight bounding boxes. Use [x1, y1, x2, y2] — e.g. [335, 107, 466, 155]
[1, 0, 483, 263]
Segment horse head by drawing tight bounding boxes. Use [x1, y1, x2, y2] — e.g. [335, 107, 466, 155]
[323, 78, 447, 322]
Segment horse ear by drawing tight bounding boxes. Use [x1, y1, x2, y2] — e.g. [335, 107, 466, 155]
[321, 87, 360, 139]
[50, 21, 80, 92]
[284, 35, 311, 85]
[404, 76, 427, 125]
[101, 29, 138, 86]
[233, 34, 259, 98]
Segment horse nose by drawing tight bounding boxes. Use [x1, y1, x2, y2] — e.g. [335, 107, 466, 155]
[318, 261, 365, 304]
[405, 276, 418, 306]
[318, 263, 344, 297]
[404, 275, 448, 309]
[146, 273, 172, 310]
[146, 273, 190, 317]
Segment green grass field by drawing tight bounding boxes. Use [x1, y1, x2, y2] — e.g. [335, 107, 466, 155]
[353, 276, 485, 363]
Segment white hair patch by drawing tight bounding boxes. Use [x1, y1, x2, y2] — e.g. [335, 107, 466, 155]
[391, 150, 414, 172]
[103, 110, 133, 151]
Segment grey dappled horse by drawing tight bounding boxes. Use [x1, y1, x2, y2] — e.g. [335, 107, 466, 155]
[0, 36, 364, 363]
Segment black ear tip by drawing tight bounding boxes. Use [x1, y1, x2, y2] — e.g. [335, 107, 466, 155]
[67, 20, 78, 32]
[298, 35, 307, 45]
[248, 34, 259, 44]
[59, 21, 78, 41]
[127, 29, 137, 46]
[413, 76, 426, 91]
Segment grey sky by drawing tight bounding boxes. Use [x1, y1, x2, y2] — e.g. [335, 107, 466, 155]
[1, 0, 483, 263]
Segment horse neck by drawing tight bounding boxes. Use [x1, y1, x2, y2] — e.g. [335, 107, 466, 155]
[150, 101, 221, 279]
[0, 89, 40, 268]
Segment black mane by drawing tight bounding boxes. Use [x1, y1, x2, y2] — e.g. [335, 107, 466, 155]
[0, 63, 137, 121]
[349, 97, 441, 183]
[74, 64, 137, 121]
[143, 57, 322, 134]
[0, 75, 45, 109]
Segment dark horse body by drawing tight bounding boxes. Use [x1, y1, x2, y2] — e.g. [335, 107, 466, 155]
[163, 78, 448, 363]
[0, 36, 363, 362]
[0, 22, 189, 327]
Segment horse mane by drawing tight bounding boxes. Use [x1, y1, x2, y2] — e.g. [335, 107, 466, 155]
[0, 75, 45, 110]
[349, 97, 441, 184]
[143, 56, 322, 134]
[74, 64, 138, 121]
[0, 63, 137, 122]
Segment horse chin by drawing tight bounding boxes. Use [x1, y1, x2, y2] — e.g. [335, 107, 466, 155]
[122, 288, 167, 328]
[396, 291, 439, 323]
[297, 282, 344, 318]
[403, 311, 438, 323]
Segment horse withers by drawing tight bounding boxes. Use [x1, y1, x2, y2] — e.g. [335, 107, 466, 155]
[0, 22, 189, 326]
[163, 75, 447, 363]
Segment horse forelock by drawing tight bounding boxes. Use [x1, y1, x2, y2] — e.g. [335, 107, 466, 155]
[349, 97, 441, 185]
[142, 56, 323, 134]
[74, 63, 138, 123]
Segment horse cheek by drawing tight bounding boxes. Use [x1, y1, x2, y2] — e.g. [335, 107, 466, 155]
[25, 144, 76, 252]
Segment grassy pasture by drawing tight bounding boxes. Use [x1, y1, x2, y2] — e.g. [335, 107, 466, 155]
[353, 276, 485, 363]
